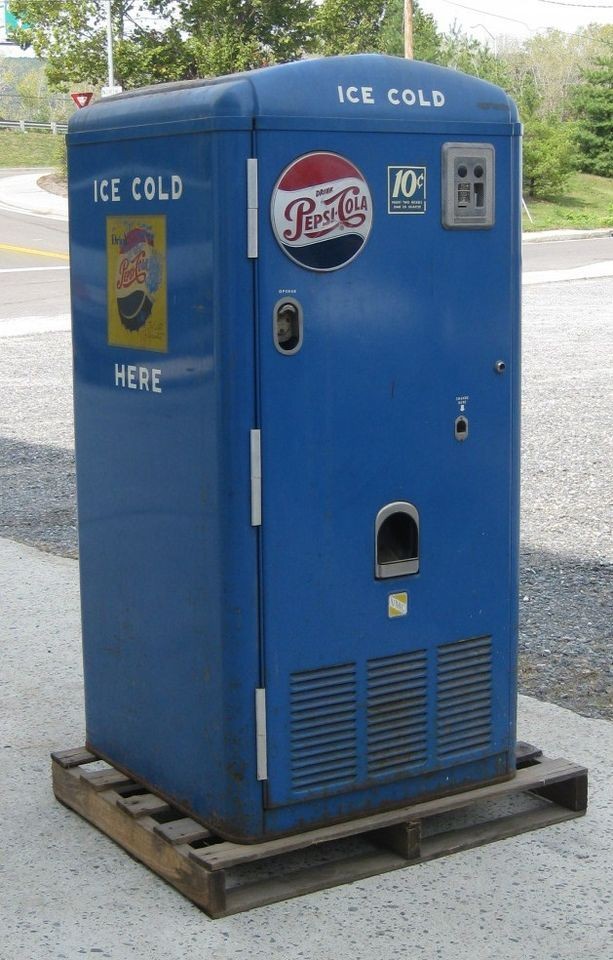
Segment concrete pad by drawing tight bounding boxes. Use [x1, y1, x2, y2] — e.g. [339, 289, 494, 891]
[1, 535, 611, 960]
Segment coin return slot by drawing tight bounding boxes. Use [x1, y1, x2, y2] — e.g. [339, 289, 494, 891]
[455, 416, 469, 441]
[273, 298, 303, 354]
[375, 502, 419, 579]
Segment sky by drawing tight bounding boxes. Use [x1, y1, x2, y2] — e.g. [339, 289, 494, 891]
[419, 0, 613, 45]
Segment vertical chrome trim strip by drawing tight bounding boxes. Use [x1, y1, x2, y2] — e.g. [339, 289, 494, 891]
[247, 158, 258, 259]
[250, 428, 262, 527]
[255, 688, 268, 781]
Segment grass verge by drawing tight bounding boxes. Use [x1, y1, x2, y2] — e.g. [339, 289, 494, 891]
[523, 173, 613, 232]
[0, 129, 62, 168]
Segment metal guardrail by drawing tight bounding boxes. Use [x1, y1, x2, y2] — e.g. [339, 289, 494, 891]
[0, 119, 68, 134]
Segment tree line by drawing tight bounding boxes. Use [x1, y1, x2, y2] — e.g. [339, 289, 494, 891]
[5, 0, 613, 194]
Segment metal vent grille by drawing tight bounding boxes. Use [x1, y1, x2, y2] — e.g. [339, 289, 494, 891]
[367, 650, 428, 777]
[290, 663, 357, 793]
[436, 635, 493, 758]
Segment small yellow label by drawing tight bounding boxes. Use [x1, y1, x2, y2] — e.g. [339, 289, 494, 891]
[107, 215, 167, 352]
[388, 592, 408, 618]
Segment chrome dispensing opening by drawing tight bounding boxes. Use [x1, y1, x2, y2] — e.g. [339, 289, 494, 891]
[375, 502, 420, 579]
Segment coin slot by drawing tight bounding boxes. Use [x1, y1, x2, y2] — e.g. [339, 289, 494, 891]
[457, 183, 471, 207]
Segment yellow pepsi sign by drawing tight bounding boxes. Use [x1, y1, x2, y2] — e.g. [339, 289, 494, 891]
[106, 216, 168, 353]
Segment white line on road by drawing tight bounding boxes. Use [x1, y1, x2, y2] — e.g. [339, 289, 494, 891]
[0, 266, 70, 273]
[0, 314, 71, 337]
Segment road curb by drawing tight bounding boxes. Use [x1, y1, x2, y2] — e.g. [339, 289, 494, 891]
[0, 170, 68, 222]
[523, 227, 613, 244]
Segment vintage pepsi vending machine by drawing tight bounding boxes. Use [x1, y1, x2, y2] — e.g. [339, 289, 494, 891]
[68, 54, 521, 842]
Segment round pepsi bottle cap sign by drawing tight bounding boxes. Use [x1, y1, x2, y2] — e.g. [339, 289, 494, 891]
[271, 152, 373, 272]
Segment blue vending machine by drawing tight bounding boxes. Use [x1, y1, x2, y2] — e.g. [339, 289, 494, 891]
[68, 55, 521, 842]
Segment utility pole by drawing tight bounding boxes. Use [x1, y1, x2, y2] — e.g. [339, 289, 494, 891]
[106, 0, 115, 90]
[404, 0, 413, 59]
[102, 1, 122, 97]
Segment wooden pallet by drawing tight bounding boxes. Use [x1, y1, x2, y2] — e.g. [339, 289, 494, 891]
[51, 748, 587, 918]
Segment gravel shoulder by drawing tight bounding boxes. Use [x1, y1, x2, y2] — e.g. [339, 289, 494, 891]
[519, 278, 612, 719]
[0, 278, 611, 718]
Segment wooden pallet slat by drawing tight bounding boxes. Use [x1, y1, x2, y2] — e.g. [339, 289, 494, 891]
[117, 793, 172, 818]
[371, 821, 421, 859]
[80, 768, 134, 792]
[533, 770, 588, 812]
[51, 748, 98, 769]
[189, 757, 585, 872]
[154, 818, 212, 846]
[224, 849, 405, 916]
[51, 747, 588, 919]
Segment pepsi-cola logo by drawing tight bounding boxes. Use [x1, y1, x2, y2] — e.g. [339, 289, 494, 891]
[271, 152, 373, 271]
[115, 226, 163, 332]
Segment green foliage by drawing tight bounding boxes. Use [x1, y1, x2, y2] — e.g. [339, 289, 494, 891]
[113, 25, 196, 87]
[500, 28, 610, 121]
[9, 1, 112, 89]
[180, 0, 315, 75]
[313, 0, 442, 61]
[9, 0, 314, 88]
[313, 0, 385, 57]
[572, 47, 613, 178]
[523, 117, 578, 198]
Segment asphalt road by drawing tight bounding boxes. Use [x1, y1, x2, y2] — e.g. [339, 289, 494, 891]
[0, 169, 69, 324]
[524, 234, 613, 272]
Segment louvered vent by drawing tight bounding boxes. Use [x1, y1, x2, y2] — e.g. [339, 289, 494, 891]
[437, 635, 493, 758]
[367, 650, 428, 777]
[290, 663, 357, 794]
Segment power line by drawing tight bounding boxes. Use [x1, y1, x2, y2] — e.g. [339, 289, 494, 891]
[435, 1, 532, 29]
[434, 0, 611, 31]
[537, 1, 613, 7]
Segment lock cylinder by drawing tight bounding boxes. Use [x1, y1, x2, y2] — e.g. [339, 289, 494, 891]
[273, 298, 303, 354]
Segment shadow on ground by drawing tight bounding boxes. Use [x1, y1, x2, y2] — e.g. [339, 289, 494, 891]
[519, 549, 611, 721]
[0, 436, 77, 558]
